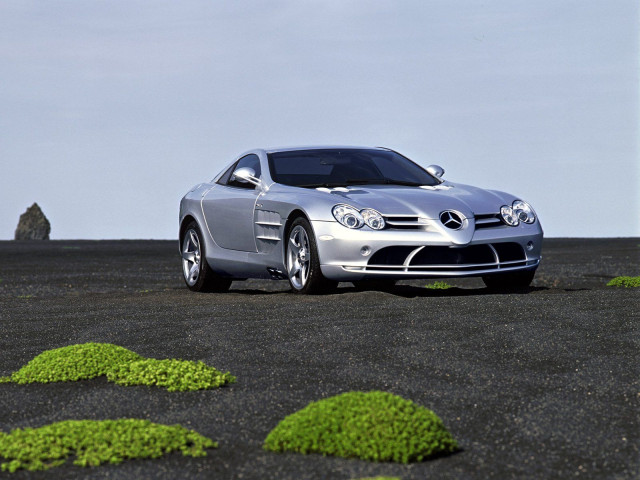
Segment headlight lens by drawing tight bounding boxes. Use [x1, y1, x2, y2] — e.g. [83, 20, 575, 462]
[332, 205, 386, 230]
[361, 209, 385, 230]
[500, 205, 519, 226]
[332, 204, 364, 229]
[500, 200, 537, 226]
[512, 200, 536, 224]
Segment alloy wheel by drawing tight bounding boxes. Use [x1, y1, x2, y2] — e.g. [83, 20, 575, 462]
[182, 228, 201, 287]
[287, 225, 311, 290]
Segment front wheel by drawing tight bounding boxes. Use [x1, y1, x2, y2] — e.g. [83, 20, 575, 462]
[286, 217, 337, 294]
[181, 221, 232, 292]
[482, 269, 536, 291]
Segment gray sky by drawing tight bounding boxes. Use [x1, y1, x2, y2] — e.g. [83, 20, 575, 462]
[1, 0, 638, 239]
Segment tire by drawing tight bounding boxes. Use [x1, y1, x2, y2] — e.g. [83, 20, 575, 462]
[285, 217, 337, 294]
[482, 269, 536, 291]
[352, 279, 397, 292]
[181, 221, 232, 293]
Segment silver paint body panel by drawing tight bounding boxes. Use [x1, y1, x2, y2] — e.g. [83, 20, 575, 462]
[179, 146, 543, 281]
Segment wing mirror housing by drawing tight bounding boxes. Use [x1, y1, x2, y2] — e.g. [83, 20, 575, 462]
[231, 167, 261, 186]
[426, 164, 445, 181]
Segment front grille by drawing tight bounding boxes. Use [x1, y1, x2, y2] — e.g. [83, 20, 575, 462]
[474, 213, 504, 229]
[383, 216, 425, 230]
[366, 242, 526, 272]
[410, 245, 495, 266]
[383, 213, 506, 230]
[369, 246, 420, 265]
[492, 242, 525, 262]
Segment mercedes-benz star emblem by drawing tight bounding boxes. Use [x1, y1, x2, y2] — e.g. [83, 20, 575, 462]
[440, 210, 464, 230]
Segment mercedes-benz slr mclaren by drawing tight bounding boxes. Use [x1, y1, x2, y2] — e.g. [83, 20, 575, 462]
[179, 146, 542, 294]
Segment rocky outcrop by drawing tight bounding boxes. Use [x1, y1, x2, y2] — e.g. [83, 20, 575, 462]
[15, 203, 51, 240]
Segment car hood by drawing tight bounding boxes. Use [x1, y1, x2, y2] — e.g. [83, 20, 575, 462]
[312, 183, 515, 219]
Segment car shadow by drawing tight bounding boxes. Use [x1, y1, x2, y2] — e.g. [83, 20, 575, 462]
[221, 284, 550, 297]
[226, 288, 290, 295]
[181, 284, 594, 297]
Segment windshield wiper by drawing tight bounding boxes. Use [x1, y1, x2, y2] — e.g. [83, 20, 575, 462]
[296, 183, 349, 188]
[345, 179, 424, 187]
[382, 179, 423, 186]
[296, 179, 424, 188]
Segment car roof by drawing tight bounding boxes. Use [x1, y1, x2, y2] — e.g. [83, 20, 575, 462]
[263, 145, 390, 154]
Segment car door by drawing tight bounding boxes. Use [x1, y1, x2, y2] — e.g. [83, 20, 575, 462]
[202, 154, 262, 252]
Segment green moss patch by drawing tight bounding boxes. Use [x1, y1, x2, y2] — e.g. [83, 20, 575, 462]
[6, 343, 142, 383]
[2, 343, 235, 391]
[607, 276, 640, 288]
[107, 359, 235, 392]
[264, 391, 457, 463]
[425, 281, 452, 290]
[0, 419, 216, 472]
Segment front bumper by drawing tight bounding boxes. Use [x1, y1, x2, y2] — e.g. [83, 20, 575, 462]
[311, 220, 543, 281]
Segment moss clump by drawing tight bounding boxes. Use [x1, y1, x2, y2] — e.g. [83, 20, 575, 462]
[0, 419, 216, 472]
[2, 343, 234, 391]
[6, 343, 143, 383]
[607, 276, 640, 288]
[264, 391, 457, 463]
[107, 359, 235, 392]
[425, 281, 452, 290]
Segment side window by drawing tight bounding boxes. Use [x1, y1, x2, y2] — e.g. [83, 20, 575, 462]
[216, 162, 238, 185]
[226, 154, 262, 189]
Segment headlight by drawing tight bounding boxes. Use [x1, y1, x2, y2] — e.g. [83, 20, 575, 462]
[500, 205, 519, 226]
[500, 200, 537, 226]
[331, 205, 386, 230]
[361, 209, 385, 230]
[332, 204, 364, 229]
[512, 200, 536, 224]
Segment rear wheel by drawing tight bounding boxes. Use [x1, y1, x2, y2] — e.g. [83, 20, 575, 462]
[286, 217, 337, 294]
[352, 279, 397, 292]
[181, 221, 232, 292]
[482, 269, 536, 291]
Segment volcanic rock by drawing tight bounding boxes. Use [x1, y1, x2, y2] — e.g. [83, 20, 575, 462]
[14, 203, 51, 240]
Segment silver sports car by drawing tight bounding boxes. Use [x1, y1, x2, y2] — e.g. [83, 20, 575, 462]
[179, 146, 542, 294]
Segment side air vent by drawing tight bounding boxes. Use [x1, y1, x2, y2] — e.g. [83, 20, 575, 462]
[255, 210, 282, 253]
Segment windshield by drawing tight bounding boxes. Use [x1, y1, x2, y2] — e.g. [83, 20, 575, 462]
[267, 148, 439, 188]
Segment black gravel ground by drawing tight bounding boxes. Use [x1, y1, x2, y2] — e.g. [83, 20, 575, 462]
[0, 238, 638, 479]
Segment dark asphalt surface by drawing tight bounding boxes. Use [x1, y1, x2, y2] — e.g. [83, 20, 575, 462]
[0, 238, 638, 479]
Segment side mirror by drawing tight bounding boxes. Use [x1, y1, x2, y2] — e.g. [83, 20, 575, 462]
[426, 164, 445, 180]
[231, 167, 261, 186]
